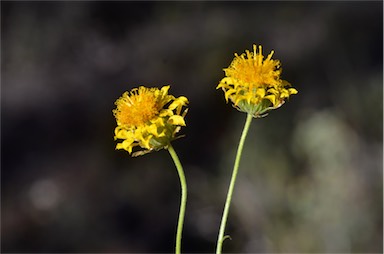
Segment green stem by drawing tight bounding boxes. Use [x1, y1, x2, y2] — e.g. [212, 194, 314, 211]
[167, 144, 187, 254]
[216, 113, 253, 254]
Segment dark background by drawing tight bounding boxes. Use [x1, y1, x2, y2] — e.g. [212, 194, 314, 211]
[1, 1, 383, 253]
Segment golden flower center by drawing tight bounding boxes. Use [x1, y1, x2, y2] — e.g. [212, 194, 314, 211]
[115, 90, 159, 127]
[226, 45, 281, 90]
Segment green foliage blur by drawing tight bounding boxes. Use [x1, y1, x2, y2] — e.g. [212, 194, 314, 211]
[2, 1, 382, 253]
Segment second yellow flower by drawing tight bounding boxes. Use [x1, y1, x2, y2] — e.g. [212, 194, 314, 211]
[113, 85, 188, 156]
[217, 44, 298, 117]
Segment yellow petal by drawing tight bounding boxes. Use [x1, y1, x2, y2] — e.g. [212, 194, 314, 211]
[168, 100, 181, 111]
[140, 135, 152, 149]
[224, 88, 237, 102]
[168, 115, 186, 126]
[169, 96, 188, 114]
[116, 139, 135, 154]
[264, 95, 276, 106]
[245, 93, 253, 104]
[220, 77, 234, 86]
[280, 89, 290, 98]
[159, 109, 173, 117]
[146, 124, 160, 137]
[114, 128, 134, 140]
[267, 88, 279, 95]
[160, 85, 170, 95]
[256, 88, 266, 98]
[289, 88, 298, 94]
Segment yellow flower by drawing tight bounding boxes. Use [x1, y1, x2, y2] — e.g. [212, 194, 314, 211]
[217, 44, 298, 117]
[113, 85, 188, 156]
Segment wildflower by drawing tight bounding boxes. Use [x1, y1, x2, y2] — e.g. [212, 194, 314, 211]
[217, 44, 298, 117]
[113, 85, 188, 156]
[215, 45, 298, 254]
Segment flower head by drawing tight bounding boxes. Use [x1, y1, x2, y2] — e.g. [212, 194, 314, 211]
[113, 85, 188, 156]
[217, 44, 298, 117]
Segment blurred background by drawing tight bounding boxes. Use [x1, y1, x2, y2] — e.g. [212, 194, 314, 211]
[1, 1, 383, 253]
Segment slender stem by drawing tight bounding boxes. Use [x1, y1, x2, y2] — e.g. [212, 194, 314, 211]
[167, 144, 187, 254]
[216, 113, 253, 254]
